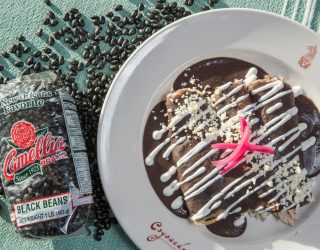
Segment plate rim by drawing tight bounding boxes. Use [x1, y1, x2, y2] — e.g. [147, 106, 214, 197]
[97, 8, 320, 249]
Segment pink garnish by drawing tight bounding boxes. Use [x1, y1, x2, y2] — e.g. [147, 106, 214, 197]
[239, 116, 247, 133]
[211, 117, 275, 175]
[212, 143, 274, 154]
[211, 126, 250, 166]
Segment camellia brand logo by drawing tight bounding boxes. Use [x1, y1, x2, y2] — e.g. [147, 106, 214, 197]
[146, 222, 191, 250]
[3, 121, 67, 184]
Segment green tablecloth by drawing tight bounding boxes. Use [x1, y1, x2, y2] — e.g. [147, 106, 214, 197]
[0, 0, 319, 249]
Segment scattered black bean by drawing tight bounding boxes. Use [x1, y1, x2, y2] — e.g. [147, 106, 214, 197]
[50, 19, 58, 26]
[41, 55, 49, 62]
[43, 47, 52, 54]
[43, 18, 50, 25]
[47, 37, 55, 46]
[114, 4, 123, 11]
[138, 3, 145, 11]
[99, 16, 105, 24]
[111, 15, 120, 22]
[106, 11, 114, 17]
[109, 65, 119, 71]
[14, 61, 24, 67]
[201, 5, 210, 11]
[15, 50, 22, 58]
[64, 37, 73, 44]
[32, 51, 42, 57]
[18, 35, 25, 42]
[1, 51, 9, 58]
[48, 11, 55, 19]
[58, 55, 65, 65]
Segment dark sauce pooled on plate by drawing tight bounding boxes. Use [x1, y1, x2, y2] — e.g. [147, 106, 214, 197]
[143, 57, 320, 238]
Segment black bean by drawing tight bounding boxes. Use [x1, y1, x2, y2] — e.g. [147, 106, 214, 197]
[156, 3, 163, 9]
[64, 37, 73, 44]
[138, 34, 145, 41]
[201, 5, 210, 11]
[109, 65, 119, 71]
[99, 16, 105, 24]
[15, 50, 22, 58]
[114, 4, 123, 11]
[139, 3, 145, 11]
[69, 70, 77, 76]
[110, 46, 118, 56]
[43, 47, 52, 54]
[32, 51, 42, 57]
[34, 62, 41, 71]
[50, 60, 58, 66]
[108, 22, 116, 31]
[106, 11, 114, 17]
[111, 15, 120, 22]
[164, 15, 174, 21]
[92, 19, 100, 26]
[96, 229, 104, 236]
[48, 37, 55, 46]
[93, 234, 102, 241]
[52, 32, 60, 40]
[146, 12, 155, 19]
[22, 68, 30, 76]
[2, 51, 9, 58]
[65, 76, 75, 82]
[50, 19, 58, 26]
[58, 56, 64, 65]
[131, 9, 138, 18]
[138, 29, 145, 35]
[71, 60, 79, 65]
[77, 62, 84, 71]
[80, 35, 87, 43]
[14, 61, 23, 67]
[97, 63, 104, 70]
[18, 35, 25, 42]
[41, 55, 49, 62]
[26, 57, 34, 66]
[145, 27, 152, 34]
[70, 8, 79, 13]
[44, 0, 51, 6]
[114, 30, 122, 36]
[72, 28, 79, 37]
[48, 11, 55, 19]
[63, 12, 70, 21]
[83, 50, 90, 59]
[94, 26, 102, 35]
[128, 28, 136, 36]
[43, 18, 50, 25]
[79, 18, 85, 27]
[71, 19, 78, 28]
[110, 59, 119, 65]
[0, 65, 4, 71]
[93, 45, 100, 53]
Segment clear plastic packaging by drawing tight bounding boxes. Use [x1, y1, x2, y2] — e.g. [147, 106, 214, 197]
[0, 72, 93, 238]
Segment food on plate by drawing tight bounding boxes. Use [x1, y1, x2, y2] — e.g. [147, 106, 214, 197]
[143, 57, 320, 237]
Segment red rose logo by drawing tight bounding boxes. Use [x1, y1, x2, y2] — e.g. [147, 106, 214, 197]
[10, 121, 36, 149]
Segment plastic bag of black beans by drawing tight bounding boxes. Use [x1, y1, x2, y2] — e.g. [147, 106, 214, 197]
[0, 72, 93, 238]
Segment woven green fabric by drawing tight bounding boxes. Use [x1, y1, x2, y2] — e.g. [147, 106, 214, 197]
[0, 0, 318, 249]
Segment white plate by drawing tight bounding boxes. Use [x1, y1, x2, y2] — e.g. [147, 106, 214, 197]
[98, 9, 320, 250]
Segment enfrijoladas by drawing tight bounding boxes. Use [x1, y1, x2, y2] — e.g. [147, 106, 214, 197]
[143, 57, 320, 237]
